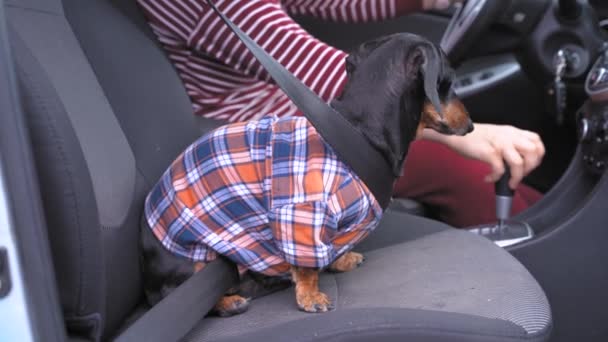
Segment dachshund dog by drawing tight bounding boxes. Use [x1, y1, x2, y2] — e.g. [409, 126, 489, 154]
[140, 32, 473, 317]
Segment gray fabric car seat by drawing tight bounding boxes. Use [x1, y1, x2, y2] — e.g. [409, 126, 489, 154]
[7, 0, 552, 340]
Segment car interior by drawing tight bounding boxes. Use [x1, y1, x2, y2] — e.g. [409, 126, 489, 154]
[1, 0, 608, 341]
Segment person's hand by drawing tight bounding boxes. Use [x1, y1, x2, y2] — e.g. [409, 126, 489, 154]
[424, 124, 546, 189]
[422, 0, 464, 11]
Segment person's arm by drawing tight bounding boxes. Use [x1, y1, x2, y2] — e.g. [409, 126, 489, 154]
[421, 124, 546, 189]
[282, 0, 461, 23]
[139, 0, 544, 186]
[138, 0, 350, 102]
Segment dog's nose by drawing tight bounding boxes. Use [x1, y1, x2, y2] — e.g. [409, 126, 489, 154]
[466, 120, 474, 134]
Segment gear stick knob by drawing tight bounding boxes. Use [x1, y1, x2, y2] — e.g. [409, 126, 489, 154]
[467, 163, 534, 247]
[495, 163, 514, 227]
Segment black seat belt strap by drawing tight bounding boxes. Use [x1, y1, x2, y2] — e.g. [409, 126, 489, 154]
[115, 257, 237, 342]
[205, 0, 395, 209]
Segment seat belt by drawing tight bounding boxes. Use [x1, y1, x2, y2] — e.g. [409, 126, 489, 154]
[115, 257, 238, 342]
[205, 0, 395, 209]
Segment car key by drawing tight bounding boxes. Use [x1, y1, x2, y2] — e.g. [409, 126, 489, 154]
[553, 49, 568, 125]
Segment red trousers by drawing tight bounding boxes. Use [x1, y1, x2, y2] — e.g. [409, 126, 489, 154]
[393, 140, 543, 228]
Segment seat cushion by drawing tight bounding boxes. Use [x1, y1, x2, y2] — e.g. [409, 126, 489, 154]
[182, 215, 551, 342]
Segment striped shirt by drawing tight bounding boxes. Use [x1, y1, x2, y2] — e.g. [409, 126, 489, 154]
[137, 0, 423, 122]
[145, 115, 382, 275]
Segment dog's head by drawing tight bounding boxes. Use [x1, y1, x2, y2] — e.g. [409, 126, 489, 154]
[343, 33, 473, 139]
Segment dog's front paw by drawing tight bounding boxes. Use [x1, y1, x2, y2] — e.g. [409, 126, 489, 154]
[297, 291, 334, 313]
[212, 295, 251, 317]
[328, 252, 365, 272]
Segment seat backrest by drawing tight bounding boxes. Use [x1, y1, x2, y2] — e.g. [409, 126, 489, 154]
[6, 0, 220, 339]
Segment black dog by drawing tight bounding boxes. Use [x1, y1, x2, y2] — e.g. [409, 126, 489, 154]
[141, 32, 473, 316]
[332, 33, 472, 176]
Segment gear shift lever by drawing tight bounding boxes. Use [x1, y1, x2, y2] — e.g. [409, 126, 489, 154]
[468, 163, 534, 247]
[495, 164, 514, 229]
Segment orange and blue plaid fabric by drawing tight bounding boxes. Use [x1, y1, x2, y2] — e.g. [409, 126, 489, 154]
[144, 115, 382, 276]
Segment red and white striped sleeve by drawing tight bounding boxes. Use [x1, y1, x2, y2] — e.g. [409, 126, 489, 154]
[137, 0, 426, 121]
[186, 0, 350, 102]
[281, 0, 423, 23]
[137, 0, 201, 42]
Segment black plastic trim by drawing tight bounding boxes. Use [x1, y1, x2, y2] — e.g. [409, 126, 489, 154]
[510, 147, 598, 232]
[0, 248, 11, 298]
[510, 165, 608, 341]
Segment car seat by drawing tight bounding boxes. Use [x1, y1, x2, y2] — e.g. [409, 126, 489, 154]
[6, 0, 552, 340]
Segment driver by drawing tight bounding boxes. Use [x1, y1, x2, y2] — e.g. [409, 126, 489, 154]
[137, 0, 545, 227]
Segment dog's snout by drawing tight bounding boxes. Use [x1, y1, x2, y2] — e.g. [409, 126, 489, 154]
[452, 118, 474, 136]
[466, 119, 474, 134]
[443, 99, 472, 136]
[441, 118, 473, 136]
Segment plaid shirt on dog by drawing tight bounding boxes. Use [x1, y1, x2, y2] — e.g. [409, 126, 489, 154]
[145, 115, 382, 276]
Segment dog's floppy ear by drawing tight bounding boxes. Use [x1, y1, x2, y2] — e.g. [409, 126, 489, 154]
[412, 44, 444, 117]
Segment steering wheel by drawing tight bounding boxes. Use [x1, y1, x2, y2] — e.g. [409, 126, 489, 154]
[440, 0, 507, 63]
